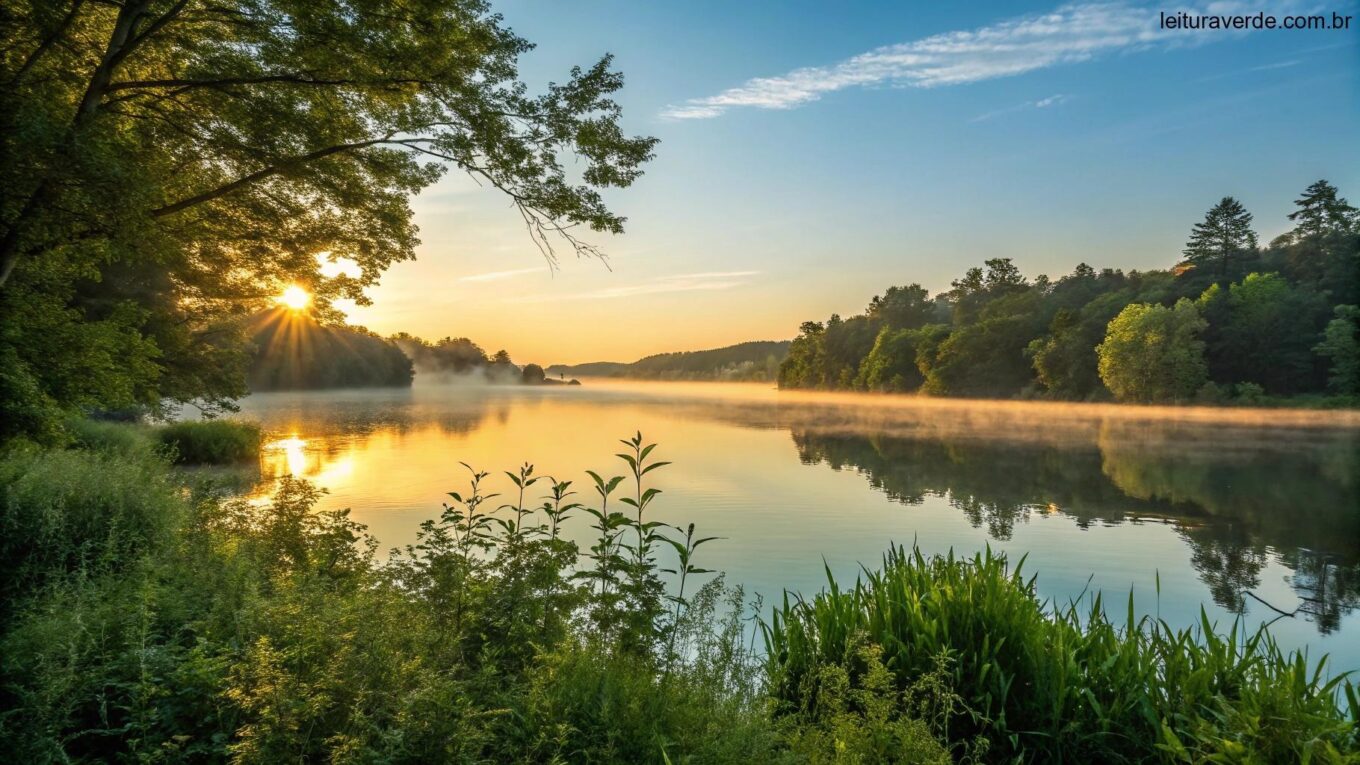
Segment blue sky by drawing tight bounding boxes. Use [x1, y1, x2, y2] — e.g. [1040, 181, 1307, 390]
[346, 0, 1360, 364]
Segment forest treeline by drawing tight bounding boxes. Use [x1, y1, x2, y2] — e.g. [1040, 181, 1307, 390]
[246, 315, 578, 392]
[779, 180, 1359, 404]
[392, 333, 574, 386]
[549, 340, 790, 382]
[248, 309, 413, 391]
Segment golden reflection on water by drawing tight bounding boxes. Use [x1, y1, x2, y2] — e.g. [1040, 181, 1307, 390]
[264, 436, 309, 477]
[254, 434, 356, 504]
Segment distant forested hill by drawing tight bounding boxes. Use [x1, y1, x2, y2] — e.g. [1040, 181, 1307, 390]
[248, 309, 413, 391]
[548, 340, 791, 382]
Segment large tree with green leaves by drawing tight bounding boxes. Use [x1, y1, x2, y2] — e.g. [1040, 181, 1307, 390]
[1097, 299, 1208, 403]
[1314, 304, 1359, 396]
[1195, 273, 1327, 394]
[1182, 197, 1258, 282]
[0, 0, 656, 434]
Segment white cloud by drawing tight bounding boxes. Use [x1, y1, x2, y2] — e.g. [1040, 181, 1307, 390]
[661, 1, 1290, 120]
[507, 271, 760, 303]
[970, 92, 1072, 122]
[458, 266, 548, 282]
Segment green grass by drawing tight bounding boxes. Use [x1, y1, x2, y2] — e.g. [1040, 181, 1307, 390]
[156, 419, 261, 464]
[764, 546, 1360, 763]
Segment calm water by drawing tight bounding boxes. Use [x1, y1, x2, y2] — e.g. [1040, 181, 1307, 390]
[235, 380, 1360, 673]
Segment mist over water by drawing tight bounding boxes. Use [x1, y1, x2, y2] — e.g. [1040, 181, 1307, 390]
[236, 379, 1360, 672]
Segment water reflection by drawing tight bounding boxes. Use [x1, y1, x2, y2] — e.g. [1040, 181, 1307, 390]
[791, 424, 1359, 633]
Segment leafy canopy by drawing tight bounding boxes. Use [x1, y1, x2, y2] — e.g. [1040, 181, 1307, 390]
[0, 0, 656, 432]
[1097, 299, 1209, 403]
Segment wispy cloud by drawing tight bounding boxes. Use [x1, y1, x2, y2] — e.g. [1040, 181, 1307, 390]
[458, 266, 548, 283]
[507, 271, 760, 303]
[661, 1, 1289, 120]
[970, 93, 1071, 122]
[1194, 57, 1302, 82]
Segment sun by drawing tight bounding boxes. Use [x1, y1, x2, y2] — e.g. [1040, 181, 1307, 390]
[279, 285, 311, 311]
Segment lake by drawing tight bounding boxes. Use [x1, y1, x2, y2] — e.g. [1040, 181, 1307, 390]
[235, 380, 1360, 673]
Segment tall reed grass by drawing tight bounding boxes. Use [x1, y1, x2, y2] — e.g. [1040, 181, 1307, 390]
[763, 546, 1359, 763]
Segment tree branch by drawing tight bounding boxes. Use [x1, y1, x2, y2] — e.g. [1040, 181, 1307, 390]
[150, 136, 399, 218]
[7, 0, 87, 87]
[106, 74, 434, 92]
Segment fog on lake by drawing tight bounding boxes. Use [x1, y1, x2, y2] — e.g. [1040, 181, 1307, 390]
[233, 380, 1360, 673]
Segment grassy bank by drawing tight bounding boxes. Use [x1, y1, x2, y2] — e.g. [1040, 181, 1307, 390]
[0, 431, 1354, 763]
[66, 416, 262, 464]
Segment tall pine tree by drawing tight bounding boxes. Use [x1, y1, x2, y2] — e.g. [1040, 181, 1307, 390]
[1288, 180, 1358, 239]
[1183, 197, 1258, 282]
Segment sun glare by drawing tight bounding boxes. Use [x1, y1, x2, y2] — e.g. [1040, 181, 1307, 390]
[279, 285, 311, 311]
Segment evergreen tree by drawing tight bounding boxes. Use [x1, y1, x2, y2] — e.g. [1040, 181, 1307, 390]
[1288, 180, 1358, 239]
[1183, 197, 1258, 282]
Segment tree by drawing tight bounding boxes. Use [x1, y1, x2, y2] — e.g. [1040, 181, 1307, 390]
[1028, 295, 1127, 400]
[1288, 180, 1358, 239]
[922, 313, 1040, 397]
[521, 363, 546, 385]
[391, 334, 490, 374]
[1097, 299, 1208, 403]
[0, 0, 655, 434]
[823, 314, 878, 389]
[944, 258, 1029, 325]
[856, 327, 925, 392]
[1183, 197, 1258, 282]
[1203, 273, 1327, 394]
[1278, 180, 1360, 298]
[866, 284, 933, 330]
[1314, 305, 1359, 396]
[778, 321, 827, 389]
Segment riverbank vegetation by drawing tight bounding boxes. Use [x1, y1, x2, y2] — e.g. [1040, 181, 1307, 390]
[780, 181, 1359, 406]
[1, 429, 1354, 762]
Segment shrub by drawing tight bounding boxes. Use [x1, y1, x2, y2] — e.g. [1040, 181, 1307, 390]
[157, 419, 261, 464]
[1234, 381, 1267, 404]
[0, 447, 181, 614]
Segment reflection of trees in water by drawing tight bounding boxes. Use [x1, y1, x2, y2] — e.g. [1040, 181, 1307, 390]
[1180, 525, 1268, 613]
[791, 427, 1360, 633]
[1281, 550, 1360, 635]
[954, 496, 1031, 541]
